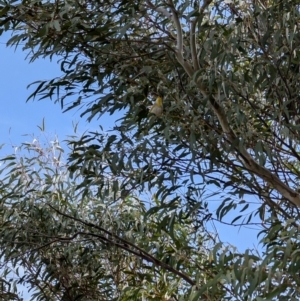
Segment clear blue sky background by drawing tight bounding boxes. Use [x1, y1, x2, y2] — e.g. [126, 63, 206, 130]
[0, 35, 261, 300]
[0, 40, 79, 144]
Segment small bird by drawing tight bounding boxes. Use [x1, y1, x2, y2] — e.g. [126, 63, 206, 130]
[150, 96, 163, 117]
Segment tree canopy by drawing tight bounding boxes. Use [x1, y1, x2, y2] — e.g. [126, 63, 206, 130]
[1, 0, 300, 300]
[0, 136, 223, 300]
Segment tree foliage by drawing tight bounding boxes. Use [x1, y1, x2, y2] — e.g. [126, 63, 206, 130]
[1, 0, 300, 299]
[0, 135, 299, 301]
[0, 136, 224, 300]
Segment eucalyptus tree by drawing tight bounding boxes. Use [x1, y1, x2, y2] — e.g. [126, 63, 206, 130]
[1, 0, 300, 299]
[0, 135, 225, 300]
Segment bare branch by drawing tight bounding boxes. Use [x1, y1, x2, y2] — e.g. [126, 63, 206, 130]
[145, 0, 172, 18]
[176, 55, 194, 76]
[146, 1, 194, 75]
[146, 0, 183, 54]
[190, 0, 213, 70]
[190, 19, 199, 70]
[168, 0, 183, 54]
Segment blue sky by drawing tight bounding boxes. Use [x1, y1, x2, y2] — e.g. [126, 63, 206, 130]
[0, 34, 262, 300]
[0, 38, 96, 145]
[1, 43, 73, 142]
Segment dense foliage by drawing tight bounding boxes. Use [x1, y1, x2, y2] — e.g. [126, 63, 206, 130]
[1, 0, 300, 300]
[0, 136, 224, 300]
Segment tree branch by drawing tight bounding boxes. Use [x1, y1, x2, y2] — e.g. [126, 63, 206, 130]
[204, 90, 300, 207]
[190, 0, 213, 70]
[161, 0, 300, 207]
[47, 204, 199, 288]
[145, 0, 172, 19]
[190, 19, 199, 71]
[167, 0, 183, 54]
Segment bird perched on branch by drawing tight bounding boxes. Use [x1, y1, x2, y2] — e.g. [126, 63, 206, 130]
[150, 96, 163, 117]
